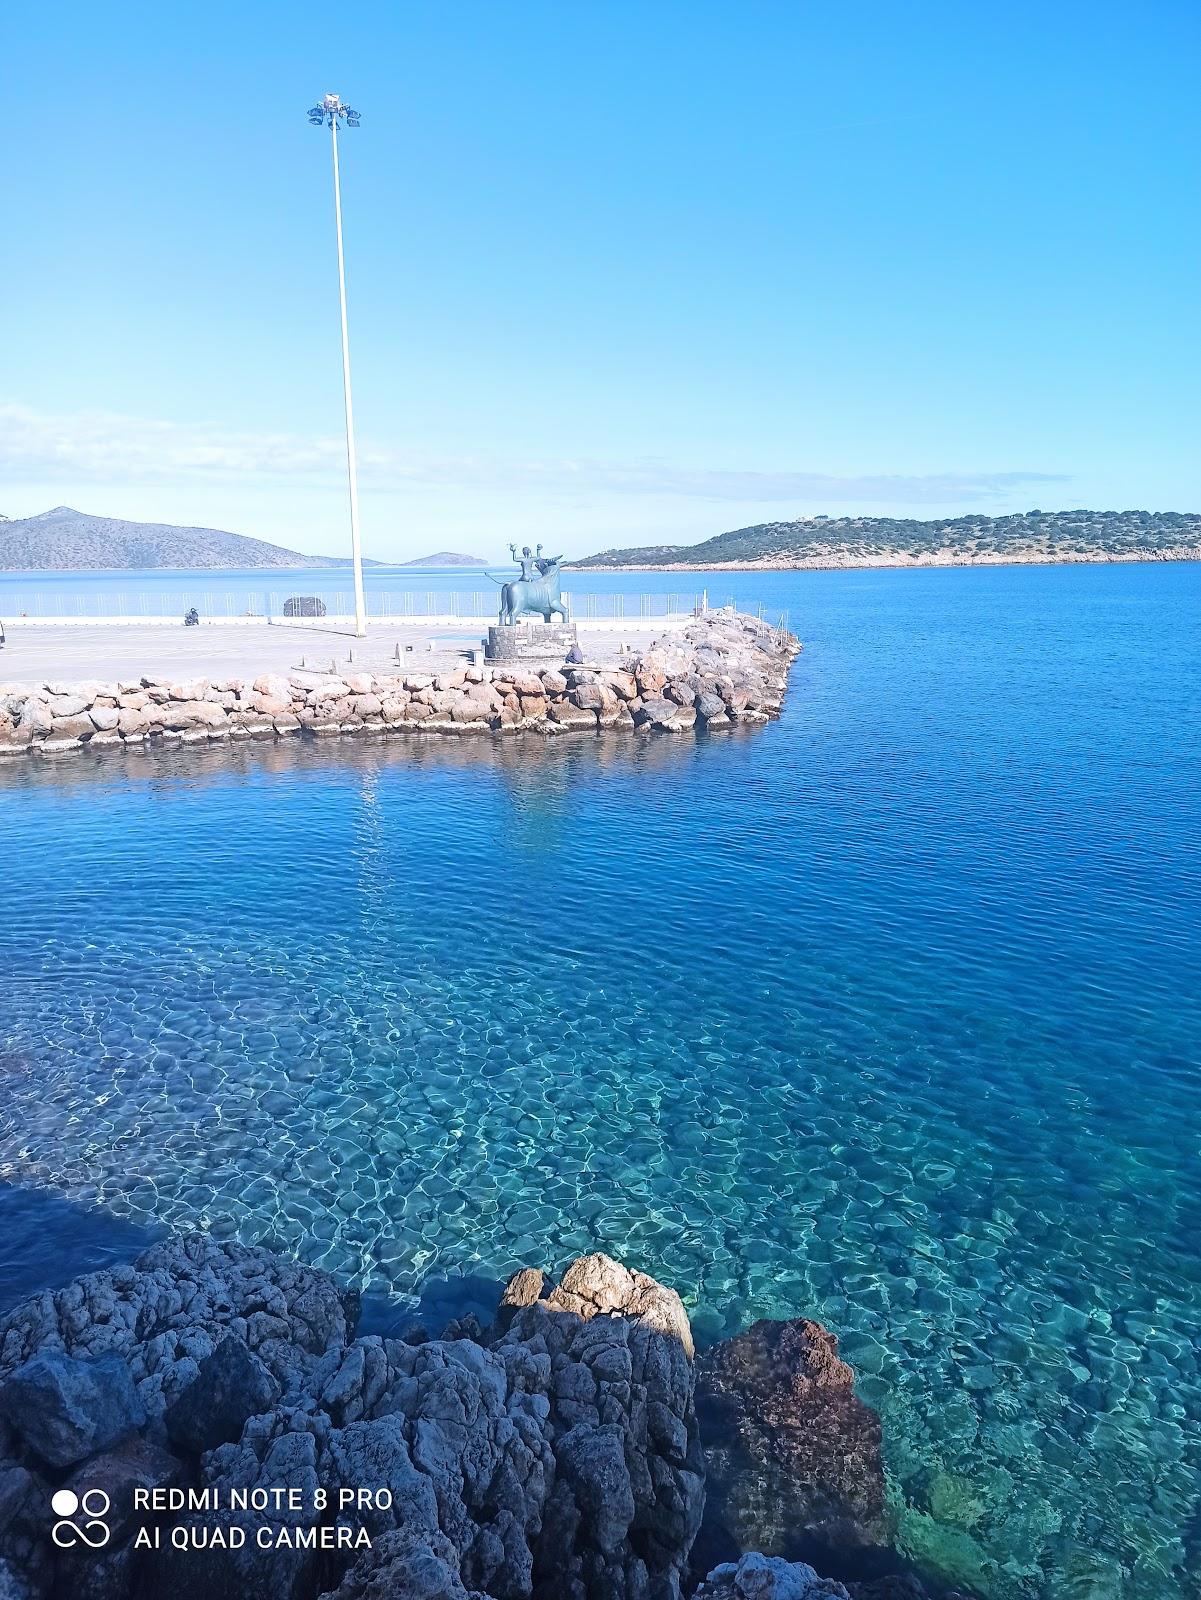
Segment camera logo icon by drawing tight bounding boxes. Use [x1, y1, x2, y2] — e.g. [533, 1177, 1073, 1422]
[51, 1488, 111, 1549]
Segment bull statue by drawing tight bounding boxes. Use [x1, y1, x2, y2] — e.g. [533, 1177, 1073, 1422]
[495, 544, 570, 625]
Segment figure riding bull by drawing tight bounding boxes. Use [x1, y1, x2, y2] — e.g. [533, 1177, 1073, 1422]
[495, 543, 569, 625]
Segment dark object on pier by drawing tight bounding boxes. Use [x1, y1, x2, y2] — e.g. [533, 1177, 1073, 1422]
[183, 607, 199, 627]
[283, 595, 328, 619]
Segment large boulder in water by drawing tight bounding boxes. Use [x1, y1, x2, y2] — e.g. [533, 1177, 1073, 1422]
[695, 1318, 887, 1572]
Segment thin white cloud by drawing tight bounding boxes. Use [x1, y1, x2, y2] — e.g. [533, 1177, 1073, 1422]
[0, 401, 1065, 504]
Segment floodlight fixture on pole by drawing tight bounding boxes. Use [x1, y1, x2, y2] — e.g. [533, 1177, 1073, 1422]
[308, 93, 366, 637]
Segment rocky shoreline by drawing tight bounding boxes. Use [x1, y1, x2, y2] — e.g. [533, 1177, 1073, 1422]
[0, 1237, 970, 1600]
[0, 611, 799, 760]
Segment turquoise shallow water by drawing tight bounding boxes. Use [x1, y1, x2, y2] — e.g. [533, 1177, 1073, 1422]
[1, 562, 1199, 1599]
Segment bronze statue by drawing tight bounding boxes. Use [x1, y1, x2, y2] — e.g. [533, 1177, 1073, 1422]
[509, 543, 540, 582]
[496, 545, 569, 625]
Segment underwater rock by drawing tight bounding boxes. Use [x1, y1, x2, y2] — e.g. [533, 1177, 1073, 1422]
[692, 1558, 967, 1600]
[692, 1558, 963, 1600]
[845, 1579, 954, 1600]
[695, 1318, 887, 1569]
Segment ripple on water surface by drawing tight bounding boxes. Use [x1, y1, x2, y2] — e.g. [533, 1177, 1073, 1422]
[1, 563, 1199, 1600]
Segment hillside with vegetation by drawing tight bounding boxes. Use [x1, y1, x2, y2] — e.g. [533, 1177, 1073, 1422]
[570, 510, 1201, 570]
[0, 507, 370, 570]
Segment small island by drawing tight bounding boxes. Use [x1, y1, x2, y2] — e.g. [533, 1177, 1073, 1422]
[569, 509, 1201, 571]
[397, 551, 488, 567]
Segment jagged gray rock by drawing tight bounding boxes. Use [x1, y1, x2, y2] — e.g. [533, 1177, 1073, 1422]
[692, 1553, 850, 1599]
[0, 1237, 963, 1600]
[0, 1241, 700, 1600]
[0, 1351, 143, 1468]
[163, 1334, 281, 1454]
[0, 1234, 353, 1432]
[322, 1528, 494, 1599]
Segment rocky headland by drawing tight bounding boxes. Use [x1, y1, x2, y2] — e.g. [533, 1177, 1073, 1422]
[0, 508, 371, 571]
[0, 1237, 971, 1600]
[569, 510, 1201, 571]
[0, 611, 799, 760]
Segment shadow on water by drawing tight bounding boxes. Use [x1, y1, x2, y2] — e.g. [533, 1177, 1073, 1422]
[0, 1173, 508, 1338]
[357, 1272, 507, 1338]
[0, 1181, 162, 1314]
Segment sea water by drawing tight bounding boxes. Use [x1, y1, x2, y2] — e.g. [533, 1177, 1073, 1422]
[0, 561, 1198, 1599]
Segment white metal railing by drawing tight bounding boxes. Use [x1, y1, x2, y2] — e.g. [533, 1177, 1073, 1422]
[0, 588, 709, 623]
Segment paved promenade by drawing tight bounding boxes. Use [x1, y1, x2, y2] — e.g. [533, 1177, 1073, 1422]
[0, 617, 688, 690]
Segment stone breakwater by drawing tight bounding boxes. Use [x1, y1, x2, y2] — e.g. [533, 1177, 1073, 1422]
[0, 611, 800, 759]
[0, 1237, 971, 1600]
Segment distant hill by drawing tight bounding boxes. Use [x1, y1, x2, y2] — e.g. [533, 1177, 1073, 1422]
[0, 507, 373, 570]
[570, 510, 1201, 570]
[398, 551, 488, 567]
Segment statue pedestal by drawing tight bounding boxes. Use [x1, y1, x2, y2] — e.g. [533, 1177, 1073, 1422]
[486, 622, 579, 667]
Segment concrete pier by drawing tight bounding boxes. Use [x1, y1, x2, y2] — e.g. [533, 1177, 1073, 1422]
[0, 617, 689, 692]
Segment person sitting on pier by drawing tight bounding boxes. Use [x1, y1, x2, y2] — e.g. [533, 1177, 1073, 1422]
[565, 641, 584, 665]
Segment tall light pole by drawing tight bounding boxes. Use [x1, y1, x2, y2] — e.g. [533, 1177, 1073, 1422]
[308, 92, 366, 637]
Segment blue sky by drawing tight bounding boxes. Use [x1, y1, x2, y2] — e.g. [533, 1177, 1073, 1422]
[4, 1, 1198, 559]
